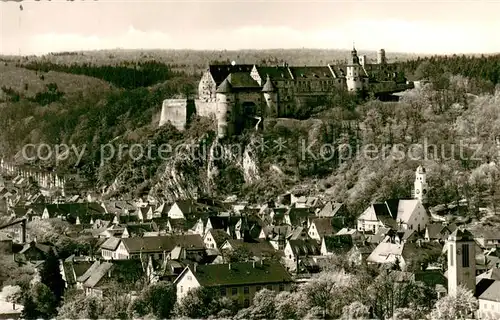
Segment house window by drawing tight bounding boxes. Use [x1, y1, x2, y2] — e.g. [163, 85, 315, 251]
[462, 244, 469, 268]
[244, 286, 249, 294]
[279, 284, 285, 291]
[232, 287, 237, 296]
[244, 299, 250, 308]
[180, 286, 183, 293]
[220, 287, 226, 296]
[266, 285, 273, 291]
[187, 276, 192, 281]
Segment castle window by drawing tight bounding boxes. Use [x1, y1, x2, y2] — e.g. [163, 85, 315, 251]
[462, 244, 469, 267]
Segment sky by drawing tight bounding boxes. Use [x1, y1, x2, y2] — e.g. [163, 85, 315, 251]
[0, 0, 499, 56]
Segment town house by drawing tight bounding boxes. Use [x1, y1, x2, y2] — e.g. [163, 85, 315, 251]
[174, 261, 293, 307]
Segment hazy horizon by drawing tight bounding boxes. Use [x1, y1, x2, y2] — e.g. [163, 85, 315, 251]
[1, 1, 499, 56]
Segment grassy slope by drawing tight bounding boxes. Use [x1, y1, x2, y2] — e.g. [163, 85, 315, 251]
[0, 62, 113, 99]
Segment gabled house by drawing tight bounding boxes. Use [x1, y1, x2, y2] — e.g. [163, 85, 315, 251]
[283, 239, 321, 272]
[308, 217, 335, 241]
[357, 203, 396, 234]
[60, 257, 94, 289]
[167, 200, 194, 220]
[136, 206, 155, 222]
[392, 199, 429, 232]
[153, 202, 171, 218]
[320, 235, 354, 256]
[80, 260, 145, 297]
[204, 229, 231, 250]
[425, 223, 457, 242]
[472, 228, 500, 249]
[174, 261, 293, 307]
[284, 207, 315, 228]
[220, 239, 278, 262]
[100, 234, 205, 261]
[366, 233, 405, 269]
[16, 240, 57, 262]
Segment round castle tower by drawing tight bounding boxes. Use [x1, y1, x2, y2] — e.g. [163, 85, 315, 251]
[262, 74, 277, 117]
[377, 48, 386, 64]
[216, 78, 234, 138]
[346, 46, 364, 92]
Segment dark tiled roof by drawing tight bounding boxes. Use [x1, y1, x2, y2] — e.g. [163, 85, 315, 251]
[426, 223, 445, 239]
[122, 234, 205, 254]
[323, 235, 353, 254]
[476, 278, 500, 302]
[288, 66, 333, 80]
[100, 237, 121, 250]
[255, 66, 293, 81]
[209, 229, 232, 248]
[414, 270, 447, 287]
[188, 261, 293, 287]
[288, 239, 321, 256]
[226, 239, 277, 258]
[227, 72, 260, 88]
[209, 64, 255, 85]
[311, 218, 335, 237]
[125, 223, 156, 236]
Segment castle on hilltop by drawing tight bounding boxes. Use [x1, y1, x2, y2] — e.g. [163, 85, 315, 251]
[160, 47, 412, 138]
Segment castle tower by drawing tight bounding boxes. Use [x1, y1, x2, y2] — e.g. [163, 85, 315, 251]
[262, 74, 277, 117]
[215, 78, 234, 138]
[447, 228, 476, 295]
[346, 46, 364, 92]
[413, 165, 428, 202]
[377, 49, 386, 65]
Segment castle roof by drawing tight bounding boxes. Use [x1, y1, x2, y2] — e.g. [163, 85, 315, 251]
[209, 64, 254, 85]
[288, 66, 333, 80]
[262, 75, 276, 92]
[216, 78, 233, 93]
[255, 66, 293, 81]
[226, 72, 260, 88]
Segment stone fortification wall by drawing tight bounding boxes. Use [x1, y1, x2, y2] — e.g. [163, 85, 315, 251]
[194, 100, 217, 117]
[159, 99, 190, 131]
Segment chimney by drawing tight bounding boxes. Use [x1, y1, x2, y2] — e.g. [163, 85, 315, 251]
[253, 261, 256, 268]
[228, 263, 231, 270]
[194, 262, 197, 272]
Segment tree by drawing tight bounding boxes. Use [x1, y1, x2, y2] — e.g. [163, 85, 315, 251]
[241, 289, 276, 320]
[21, 293, 39, 320]
[30, 282, 58, 319]
[129, 281, 176, 319]
[39, 250, 65, 302]
[341, 301, 370, 319]
[430, 285, 478, 320]
[57, 291, 106, 320]
[173, 287, 226, 319]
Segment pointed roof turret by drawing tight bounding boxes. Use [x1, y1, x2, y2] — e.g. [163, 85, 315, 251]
[416, 165, 426, 174]
[216, 78, 233, 93]
[262, 74, 275, 92]
[448, 228, 474, 242]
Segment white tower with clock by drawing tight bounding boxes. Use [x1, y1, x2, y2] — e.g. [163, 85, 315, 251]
[414, 165, 428, 202]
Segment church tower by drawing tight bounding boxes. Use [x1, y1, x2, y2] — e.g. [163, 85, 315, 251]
[413, 165, 428, 202]
[447, 229, 476, 295]
[346, 46, 364, 92]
